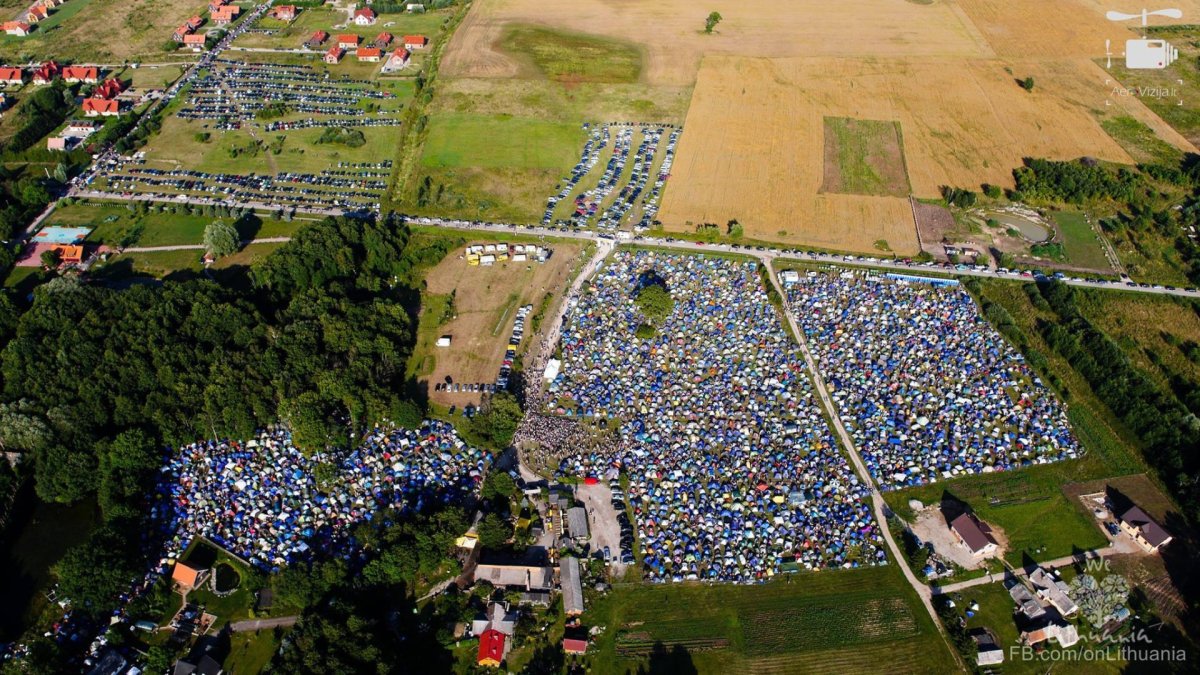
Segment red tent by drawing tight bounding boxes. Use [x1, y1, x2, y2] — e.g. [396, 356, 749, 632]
[583, 477, 599, 486]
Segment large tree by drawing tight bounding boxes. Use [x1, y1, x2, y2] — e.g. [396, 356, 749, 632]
[203, 219, 240, 259]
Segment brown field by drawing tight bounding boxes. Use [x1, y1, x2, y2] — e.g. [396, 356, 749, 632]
[414, 242, 584, 406]
[443, 0, 995, 87]
[0, 0, 208, 63]
[657, 54, 1196, 253]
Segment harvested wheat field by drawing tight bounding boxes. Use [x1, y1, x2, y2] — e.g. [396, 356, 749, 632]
[443, 0, 993, 87]
[658, 55, 1195, 252]
[412, 242, 584, 407]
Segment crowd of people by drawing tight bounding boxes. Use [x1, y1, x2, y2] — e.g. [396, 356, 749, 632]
[152, 421, 488, 572]
[549, 251, 884, 582]
[784, 270, 1080, 490]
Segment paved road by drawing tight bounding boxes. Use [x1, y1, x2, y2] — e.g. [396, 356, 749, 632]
[932, 546, 1122, 595]
[228, 615, 298, 632]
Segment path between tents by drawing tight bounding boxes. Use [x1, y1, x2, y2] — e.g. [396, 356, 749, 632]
[228, 615, 299, 632]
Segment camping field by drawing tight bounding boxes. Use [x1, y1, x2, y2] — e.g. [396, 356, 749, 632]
[584, 565, 957, 674]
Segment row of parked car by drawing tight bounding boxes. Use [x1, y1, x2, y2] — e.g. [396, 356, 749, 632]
[610, 487, 636, 565]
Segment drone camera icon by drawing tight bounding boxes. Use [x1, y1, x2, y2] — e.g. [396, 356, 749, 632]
[1106, 8, 1183, 69]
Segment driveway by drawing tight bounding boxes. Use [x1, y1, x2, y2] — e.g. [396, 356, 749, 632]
[575, 481, 627, 578]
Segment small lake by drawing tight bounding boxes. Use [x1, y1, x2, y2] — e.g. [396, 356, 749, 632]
[983, 211, 1051, 242]
[0, 485, 100, 640]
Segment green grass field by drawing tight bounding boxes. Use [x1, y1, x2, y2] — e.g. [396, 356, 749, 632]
[1052, 211, 1112, 270]
[421, 113, 585, 170]
[224, 630, 286, 674]
[821, 117, 910, 197]
[501, 25, 642, 84]
[584, 565, 956, 674]
[1100, 116, 1184, 166]
[51, 201, 303, 247]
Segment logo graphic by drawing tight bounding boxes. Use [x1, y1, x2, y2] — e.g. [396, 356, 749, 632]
[1107, 8, 1183, 69]
[1069, 572, 1130, 628]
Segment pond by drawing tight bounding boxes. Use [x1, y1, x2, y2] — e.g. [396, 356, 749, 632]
[0, 485, 100, 640]
[983, 211, 1051, 242]
[214, 562, 241, 594]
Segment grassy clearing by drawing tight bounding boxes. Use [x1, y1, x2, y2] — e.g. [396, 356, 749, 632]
[1052, 211, 1111, 270]
[1100, 116, 1184, 166]
[585, 565, 955, 674]
[0, 0, 201, 62]
[501, 25, 642, 84]
[421, 113, 585, 169]
[224, 629, 286, 674]
[1108, 28, 1200, 146]
[821, 117, 910, 197]
[53, 201, 302, 247]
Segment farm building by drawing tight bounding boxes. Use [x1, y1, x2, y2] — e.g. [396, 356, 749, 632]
[473, 564, 554, 592]
[1117, 505, 1172, 553]
[566, 506, 588, 541]
[949, 512, 997, 557]
[560, 556, 584, 616]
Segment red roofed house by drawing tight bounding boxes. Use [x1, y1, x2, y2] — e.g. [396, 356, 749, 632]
[477, 629, 507, 668]
[183, 33, 206, 50]
[357, 47, 382, 62]
[26, 5, 49, 24]
[211, 5, 239, 25]
[306, 30, 328, 48]
[82, 98, 120, 116]
[403, 34, 428, 49]
[336, 33, 359, 49]
[91, 78, 124, 100]
[173, 25, 190, 41]
[324, 46, 343, 64]
[352, 8, 376, 25]
[50, 244, 83, 265]
[3, 21, 32, 36]
[208, 0, 228, 11]
[272, 5, 297, 21]
[380, 48, 410, 73]
[563, 637, 588, 655]
[47, 136, 66, 151]
[0, 67, 25, 85]
[373, 32, 393, 48]
[62, 66, 99, 84]
[171, 561, 206, 590]
[31, 61, 59, 85]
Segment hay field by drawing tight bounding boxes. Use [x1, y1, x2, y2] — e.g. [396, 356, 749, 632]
[0, 0, 205, 62]
[412, 242, 584, 407]
[658, 55, 1195, 253]
[443, 0, 993, 87]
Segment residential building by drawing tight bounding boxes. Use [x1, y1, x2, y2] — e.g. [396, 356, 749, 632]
[2, 21, 32, 36]
[31, 61, 59, 85]
[477, 629, 506, 668]
[183, 33, 206, 50]
[324, 46, 343, 64]
[373, 32, 393, 47]
[1028, 566, 1078, 617]
[949, 512, 998, 557]
[82, 98, 119, 116]
[306, 30, 328, 48]
[1118, 505, 1173, 553]
[336, 33, 359, 49]
[353, 8, 376, 25]
[380, 48, 410, 73]
[62, 65, 99, 83]
[563, 637, 588, 655]
[567, 506, 588, 541]
[171, 561, 206, 590]
[471, 602, 518, 637]
[403, 34, 428, 49]
[357, 47, 382, 62]
[26, 5, 49, 23]
[473, 564, 554, 592]
[271, 5, 297, 21]
[0, 67, 25, 85]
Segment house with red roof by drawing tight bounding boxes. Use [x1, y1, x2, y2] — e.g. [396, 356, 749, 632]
[2, 21, 32, 36]
[183, 33, 206, 50]
[91, 78, 124, 99]
[26, 5, 49, 23]
[381, 48, 410, 73]
[336, 33, 359, 49]
[272, 5, 297, 21]
[324, 46, 343, 64]
[62, 66, 99, 83]
[477, 629, 506, 668]
[82, 98, 119, 116]
[306, 30, 328, 48]
[357, 47, 382, 62]
[373, 32, 393, 48]
[403, 34, 428, 49]
[211, 5, 239, 25]
[208, 0, 228, 11]
[352, 8, 376, 25]
[187, 15, 204, 30]
[0, 67, 25, 85]
[563, 637, 588, 654]
[31, 61, 59, 85]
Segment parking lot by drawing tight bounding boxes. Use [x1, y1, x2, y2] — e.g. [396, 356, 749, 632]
[576, 481, 633, 577]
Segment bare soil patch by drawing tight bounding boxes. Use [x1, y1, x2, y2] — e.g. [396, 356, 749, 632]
[821, 117, 910, 197]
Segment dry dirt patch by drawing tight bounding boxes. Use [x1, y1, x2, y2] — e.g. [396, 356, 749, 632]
[418, 242, 584, 406]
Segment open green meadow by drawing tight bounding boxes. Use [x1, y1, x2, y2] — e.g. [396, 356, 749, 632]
[1052, 211, 1112, 271]
[421, 113, 585, 170]
[1100, 116, 1185, 166]
[584, 565, 956, 674]
[51, 201, 304, 247]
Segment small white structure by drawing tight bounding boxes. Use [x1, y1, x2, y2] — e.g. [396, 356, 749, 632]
[435, 335, 452, 348]
[543, 358, 561, 382]
[779, 270, 800, 285]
